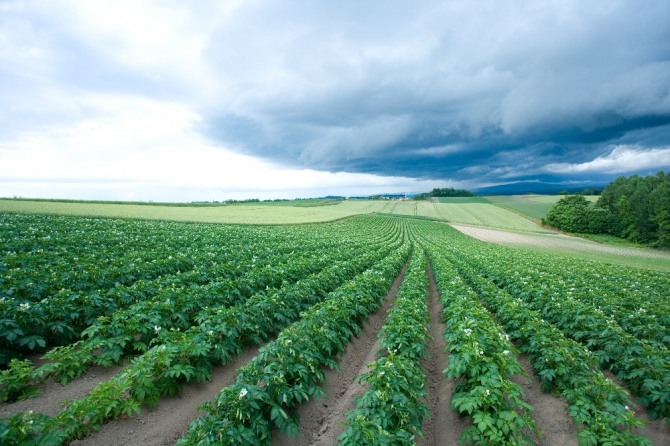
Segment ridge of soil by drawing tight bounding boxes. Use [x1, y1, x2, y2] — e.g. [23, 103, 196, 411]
[417, 262, 467, 445]
[72, 343, 263, 446]
[0, 363, 126, 418]
[513, 355, 578, 446]
[272, 266, 406, 446]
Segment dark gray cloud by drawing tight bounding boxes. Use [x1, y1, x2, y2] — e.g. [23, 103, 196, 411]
[3, 0, 670, 196]
[198, 0, 670, 186]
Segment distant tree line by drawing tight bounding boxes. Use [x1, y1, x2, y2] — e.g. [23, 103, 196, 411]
[543, 171, 670, 247]
[413, 187, 476, 200]
[558, 188, 603, 195]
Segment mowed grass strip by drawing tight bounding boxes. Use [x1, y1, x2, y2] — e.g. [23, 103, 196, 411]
[0, 199, 391, 224]
[485, 195, 599, 221]
[430, 203, 550, 232]
[1, 198, 548, 231]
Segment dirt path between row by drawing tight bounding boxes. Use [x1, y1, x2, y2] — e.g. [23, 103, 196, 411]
[0, 363, 126, 418]
[513, 356, 578, 446]
[273, 266, 406, 446]
[72, 343, 263, 446]
[417, 263, 467, 446]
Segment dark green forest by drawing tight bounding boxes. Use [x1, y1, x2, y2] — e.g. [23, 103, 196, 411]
[413, 187, 476, 200]
[543, 171, 670, 247]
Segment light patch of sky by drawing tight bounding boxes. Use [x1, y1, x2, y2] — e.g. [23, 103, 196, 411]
[0, 97, 449, 201]
[3, 0, 669, 200]
[543, 145, 670, 174]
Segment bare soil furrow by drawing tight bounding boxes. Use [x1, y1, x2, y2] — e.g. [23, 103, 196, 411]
[0, 363, 125, 418]
[513, 355, 578, 446]
[273, 266, 406, 446]
[71, 344, 262, 446]
[418, 262, 467, 446]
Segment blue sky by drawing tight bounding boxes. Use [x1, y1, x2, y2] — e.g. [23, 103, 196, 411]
[1, 0, 669, 201]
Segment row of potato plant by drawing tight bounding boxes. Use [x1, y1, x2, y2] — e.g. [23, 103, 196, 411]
[338, 246, 430, 445]
[0, 216, 398, 398]
[0, 241, 378, 402]
[480, 254, 670, 350]
[414, 219, 657, 445]
[463, 252, 670, 421]
[175, 238, 411, 445]
[413, 217, 669, 422]
[425, 246, 538, 445]
[453, 260, 652, 446]
[2, 246, 317, 367]
[1, 214, 197, 299]
[0, 227, 406, 444]
[1, 214, 368, 362]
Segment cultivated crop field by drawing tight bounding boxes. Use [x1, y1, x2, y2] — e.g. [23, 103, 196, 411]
[0, 198, 550, 232]
[484, 195, 599, 222]
[1, 212, 668, 445]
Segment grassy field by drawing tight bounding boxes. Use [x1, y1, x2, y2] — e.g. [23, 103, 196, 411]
[0, 199, 387, 224]
[485, 194, 599, 221]
[451, 223, 670, 272]
[434, 196, 489, 203]
[0, 198, 548, 231]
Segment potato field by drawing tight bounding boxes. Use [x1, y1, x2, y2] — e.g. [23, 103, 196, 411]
[0, 212, 668, 445]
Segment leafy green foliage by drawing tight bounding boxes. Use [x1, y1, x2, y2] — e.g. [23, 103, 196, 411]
[339, 247, 430, 445]
[543, 194, 616, 234]
[340, 353, 428, 446]
[425, 249, 538, 445]
[177, 242, 410, 445]
[544, 171, 670, 247]
[1, 214, 666, 445]
[417, 220, 655, 444]
[413, 187, 476, 200]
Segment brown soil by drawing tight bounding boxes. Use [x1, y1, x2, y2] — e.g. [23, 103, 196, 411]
[71, 344, 262, 446]
[4, 264, 668, 445]
[0, 363, 126, 418]
[513, 355, 579, 446]
[273, 266, 406, 446]
[417, 263, 468, 446]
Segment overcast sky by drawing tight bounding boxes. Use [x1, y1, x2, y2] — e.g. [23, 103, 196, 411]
[2, 0, 670, 201]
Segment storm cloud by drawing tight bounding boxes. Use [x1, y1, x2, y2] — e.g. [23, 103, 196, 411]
[2, 0, 670, 200]
[198, 0, 670, 185]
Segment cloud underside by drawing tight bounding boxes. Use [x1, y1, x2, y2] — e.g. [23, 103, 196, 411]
[197, 1, 670, 183]
[2, 0, 670, 197]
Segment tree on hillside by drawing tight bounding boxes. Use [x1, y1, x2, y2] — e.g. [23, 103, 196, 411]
[544, 195, 589, 232]
[545, 171, 670, 247]
[597, 171, 670, 246]
[413, 187, 475, 200]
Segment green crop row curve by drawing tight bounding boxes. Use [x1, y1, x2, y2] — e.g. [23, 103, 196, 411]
[175, 237, 411, 445]
[0, 215, 399, 399]
[412, 218, 659, 445]
[425, 246, 538, 445]
[0, 231, 395, 402]
[0, 226, 408, 445]
[462, 252, 670, 421]
[457, 264, 651, 446]
[338, 246, 430, 445]
[412, 217, 669, 423]
[0, 214, 397, 363]
[481, 256, 670, 349]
